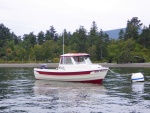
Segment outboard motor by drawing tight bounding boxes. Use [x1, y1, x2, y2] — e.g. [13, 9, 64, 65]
[40, 64, 47, 69]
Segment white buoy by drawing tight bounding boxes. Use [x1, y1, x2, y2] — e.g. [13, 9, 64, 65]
[131, 72, 144, 82]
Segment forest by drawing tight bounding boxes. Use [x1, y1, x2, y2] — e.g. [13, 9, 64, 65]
[0, 17, 150, 63]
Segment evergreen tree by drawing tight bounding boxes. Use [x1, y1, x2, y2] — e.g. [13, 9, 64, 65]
[75, 26, 87, 52]
[0, 24, 12, 47]
[118, 29, 125, 40]
[23, 32, 37, 47]
[124, 17, 142, 40]
[45, 26, 56, 41]
[88, 21, 98, 46]
[139, 25, 150, 49]
[22, 32, 37, 61]
[37, 31, 45, 45]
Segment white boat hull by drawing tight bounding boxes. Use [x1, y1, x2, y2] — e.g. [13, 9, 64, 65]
[34, 68, 108, 84]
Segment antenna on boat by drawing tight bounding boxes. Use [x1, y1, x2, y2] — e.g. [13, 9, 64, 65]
[63, 30, 65, 64]
[63, 30, 64, 55]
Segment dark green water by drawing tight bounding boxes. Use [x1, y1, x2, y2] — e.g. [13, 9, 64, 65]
[0, 67, 150, 113]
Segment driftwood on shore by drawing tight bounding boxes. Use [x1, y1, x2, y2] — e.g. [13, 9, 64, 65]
[0, 63, 150, 68]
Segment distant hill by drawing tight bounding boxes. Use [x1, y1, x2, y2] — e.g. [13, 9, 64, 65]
[104, 28, 142, 39]
[104, 28, 126, 39]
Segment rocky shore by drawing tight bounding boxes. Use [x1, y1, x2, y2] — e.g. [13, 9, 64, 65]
[0, 63, 150, 68]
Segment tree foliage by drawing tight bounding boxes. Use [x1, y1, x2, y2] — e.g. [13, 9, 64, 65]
[124, 17, 142, 40]
[0, 17, 150, 63]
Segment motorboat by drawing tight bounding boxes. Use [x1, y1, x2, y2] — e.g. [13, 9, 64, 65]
[34, 53, 109, 84]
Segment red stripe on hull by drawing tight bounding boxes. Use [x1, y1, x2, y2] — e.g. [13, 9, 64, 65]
[36, 70, 91, 76]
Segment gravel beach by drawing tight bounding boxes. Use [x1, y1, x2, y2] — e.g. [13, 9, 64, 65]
[0, 63, 150, 68]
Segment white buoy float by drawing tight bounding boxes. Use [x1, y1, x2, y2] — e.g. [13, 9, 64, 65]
[131, 72, 144, 82]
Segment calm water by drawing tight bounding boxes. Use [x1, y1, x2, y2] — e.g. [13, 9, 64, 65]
[0, 67, 150, 113]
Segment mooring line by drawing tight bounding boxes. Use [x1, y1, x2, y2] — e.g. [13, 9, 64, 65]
[108, 69, 119, 75]
[108, 69, 131, 76]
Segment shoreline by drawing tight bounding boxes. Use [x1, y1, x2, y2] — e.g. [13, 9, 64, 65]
[0, 63, 150, 68]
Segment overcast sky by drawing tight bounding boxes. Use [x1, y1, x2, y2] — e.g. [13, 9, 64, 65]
[0, 0, 150, 36]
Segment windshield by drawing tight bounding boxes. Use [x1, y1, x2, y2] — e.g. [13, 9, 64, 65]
[73, 56, 92, 64]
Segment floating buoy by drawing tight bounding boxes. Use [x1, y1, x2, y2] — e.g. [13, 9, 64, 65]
[131, 72, 144, 82]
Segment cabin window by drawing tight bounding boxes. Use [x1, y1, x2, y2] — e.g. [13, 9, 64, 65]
[73, 56, 85, 64]
[60, 57, 73, 64]
[73, 56, 92, 64]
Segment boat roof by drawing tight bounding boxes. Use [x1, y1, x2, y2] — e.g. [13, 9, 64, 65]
[61, 53, 90, 57]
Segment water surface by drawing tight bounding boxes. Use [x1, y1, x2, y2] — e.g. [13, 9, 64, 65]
[0, 67, 150, 113]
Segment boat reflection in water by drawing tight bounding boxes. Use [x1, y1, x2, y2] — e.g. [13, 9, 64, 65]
[33, 80, 106, 105]
[132, 82, 144, 93]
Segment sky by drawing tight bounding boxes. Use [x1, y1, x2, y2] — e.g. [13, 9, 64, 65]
[0, 0, 150, 36]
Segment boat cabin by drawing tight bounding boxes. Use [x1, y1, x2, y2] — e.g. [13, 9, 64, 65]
[59, 53, 92, 65]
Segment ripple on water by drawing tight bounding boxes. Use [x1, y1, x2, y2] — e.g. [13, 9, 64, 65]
[0, 67, 150, 113]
